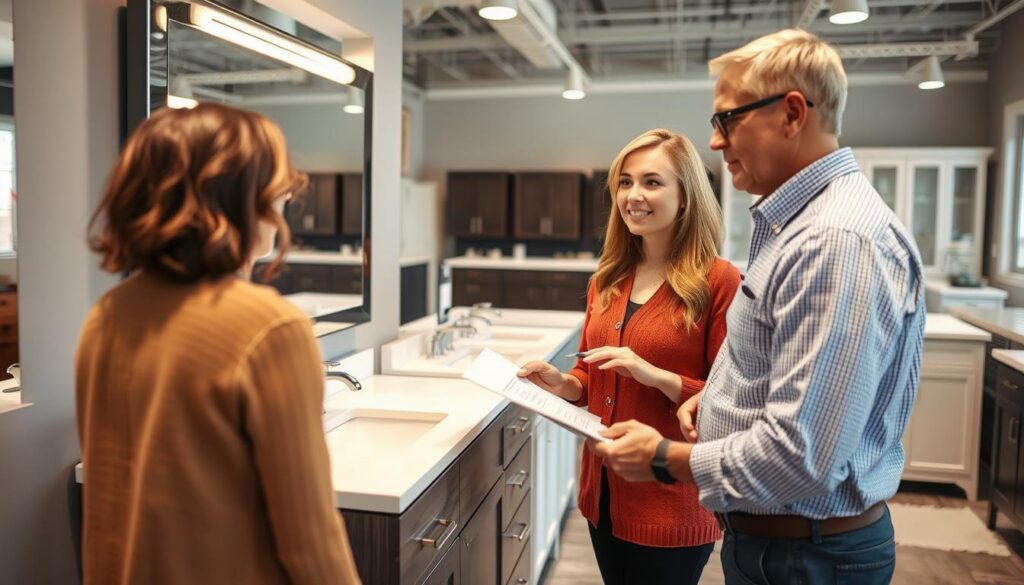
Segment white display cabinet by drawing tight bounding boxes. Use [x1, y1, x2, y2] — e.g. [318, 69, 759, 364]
[720, 147, 993, 277]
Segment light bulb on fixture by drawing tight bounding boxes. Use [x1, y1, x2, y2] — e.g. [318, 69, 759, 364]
[562, 68, 586, 100]
[918, 56, 946, 90]
[829, 0, 869, 24]
[478, 0, 518, 21]
[344, 87, 364, 114]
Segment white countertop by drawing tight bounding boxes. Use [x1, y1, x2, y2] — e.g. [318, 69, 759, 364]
[0, 376, 21, 412]
[993, 349, 1024, 373]
[401, 308, 588, 336]
[924, 313, 991, 342]
[259, 250, 429, 268]
[925, 279, 1008, 299]
[444, 255, 598, 272]
[283, 292, 363, 319]
[946, 307, 1024, 345]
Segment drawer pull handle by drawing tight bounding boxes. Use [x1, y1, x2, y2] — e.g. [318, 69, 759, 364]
[1003, 380, 1020, 391]
[507, 470, 529, 488]
[1011, 417, 1020, 445]
[505, 522, 530, 542]
[417, 518, 458, 550]
[508, 417, 530, 434]
[516, 579, 528, 585]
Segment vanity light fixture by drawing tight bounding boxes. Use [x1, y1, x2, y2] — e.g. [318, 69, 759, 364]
[918, 56, 946, 90]
[562, 67, 586, 100]
[829, 0, 869, 24]
[343, 87, 364, 114]
[167, 77, 198, 109]
[189, 4, 355, 86]
[478, 0, 518, 21]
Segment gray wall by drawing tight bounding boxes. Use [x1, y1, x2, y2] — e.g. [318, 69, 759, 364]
[0, 0, 402, 582]
[249, 101, 366, 173]
[987, 9, 1024, 305]
[421, 82, 991, 186]
[0, 1, 122, 582]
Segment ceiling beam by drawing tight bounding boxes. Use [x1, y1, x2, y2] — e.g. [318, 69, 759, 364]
[796, 0, 827, 29]
[835, 39, 978, 58]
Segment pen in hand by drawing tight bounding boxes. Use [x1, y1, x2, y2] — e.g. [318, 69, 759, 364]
[564, 351, 589, 359]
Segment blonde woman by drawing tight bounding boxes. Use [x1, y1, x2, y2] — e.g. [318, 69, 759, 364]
[518, 129, 740, 584]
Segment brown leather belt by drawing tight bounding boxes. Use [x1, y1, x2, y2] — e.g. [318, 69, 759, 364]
[715, 502, 886, 540]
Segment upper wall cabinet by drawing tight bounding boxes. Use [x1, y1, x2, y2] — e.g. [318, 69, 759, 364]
[513, 172, 583, 241]
[720, 147, 993, 277]
[447, 171, 511, 238]
[285, 173, 338, 236]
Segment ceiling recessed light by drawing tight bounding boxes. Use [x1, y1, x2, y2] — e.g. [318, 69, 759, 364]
[478, 0, 518, 21]
[829, 0, 869, 24]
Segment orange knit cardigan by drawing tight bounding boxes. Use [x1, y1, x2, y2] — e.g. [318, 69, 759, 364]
[569, 258, 741, 547]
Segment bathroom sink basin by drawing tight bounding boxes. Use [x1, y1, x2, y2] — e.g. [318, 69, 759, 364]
[442, 345, 528, 367]
[323, 408, 447, 456]
[480, 326, 546, 343]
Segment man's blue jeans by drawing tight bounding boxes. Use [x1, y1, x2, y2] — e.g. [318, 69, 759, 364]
[721, 506, 895, 585]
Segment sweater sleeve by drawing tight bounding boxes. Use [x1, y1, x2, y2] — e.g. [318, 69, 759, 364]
[238, 317, 362, 585]
[567, 281, 596, 407]
[677, 261, 742, 400]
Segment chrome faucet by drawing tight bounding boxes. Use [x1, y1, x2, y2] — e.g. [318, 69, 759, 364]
[323, 360, 362, 391]
[427, 323, 476, 358]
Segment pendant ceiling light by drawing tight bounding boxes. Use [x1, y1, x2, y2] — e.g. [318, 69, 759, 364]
[829, 0, 869, 24]
[478, 0, 518, 21]
[918, 56, 946, 90]
[562, 67, 586, 100]
[344, 87, 364, 114]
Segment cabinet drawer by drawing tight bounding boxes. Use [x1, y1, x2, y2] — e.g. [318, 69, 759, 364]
[417, 536, 461, 585]
[460, 413, 504, 521]
[455, 268, 502, 284]
[462, 479, 503, 585]
[0, 293, 16, 318]
[997, 362, 1024, 405]
[0, 318, 16, 344]
[502, 407, 532, 467]
[504, 536, 532, 585]
[399, 462, 461, 585]
[501, 495, 532, 585]
[503, 437, 532, 530]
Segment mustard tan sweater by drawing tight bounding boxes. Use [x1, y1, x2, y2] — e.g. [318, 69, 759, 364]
[75, 272, 361, 584]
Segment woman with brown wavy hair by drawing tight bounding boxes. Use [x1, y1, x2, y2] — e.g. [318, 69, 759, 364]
[76, 103, 361, 584]
[518, 129, 740, 585]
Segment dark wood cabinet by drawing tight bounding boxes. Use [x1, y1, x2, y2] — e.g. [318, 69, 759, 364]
[401, 263, 429, 325]
[447, 172, 510, 238]
[341, 173, 363, 236]
[513, 173, 582, 241]
[591, 169, 613, 240]
[0, 290, 17, 370]
[257, 263, 361, 296]
[341, 404, 534, 585]
[463, 269, 587, 312]
[285, 173, 338, 236]
[988, 362, 1024, 531]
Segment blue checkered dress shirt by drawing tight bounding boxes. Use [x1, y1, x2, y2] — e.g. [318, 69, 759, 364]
[690, 147, 925, 518]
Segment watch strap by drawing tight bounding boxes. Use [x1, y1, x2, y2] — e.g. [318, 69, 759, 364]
[651, 438, 677, 484]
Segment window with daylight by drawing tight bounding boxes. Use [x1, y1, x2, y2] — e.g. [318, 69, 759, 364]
[1012, 112, 1024, 273]
[0, 119, 14, 254]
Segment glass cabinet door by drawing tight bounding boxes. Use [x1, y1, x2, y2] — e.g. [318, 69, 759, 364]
[951, 166, 978, 244]
[726, 190, 755, 265]
[869, 166, 899, 212]
[910, 166, 940, 267]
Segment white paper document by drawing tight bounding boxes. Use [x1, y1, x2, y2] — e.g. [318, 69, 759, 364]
[463, 348, 610, 443]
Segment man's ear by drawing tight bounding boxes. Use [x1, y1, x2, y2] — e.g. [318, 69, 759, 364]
[782, 91, 810, 137]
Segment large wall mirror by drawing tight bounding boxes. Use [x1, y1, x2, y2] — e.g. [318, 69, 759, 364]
[127, 0, 372, 335]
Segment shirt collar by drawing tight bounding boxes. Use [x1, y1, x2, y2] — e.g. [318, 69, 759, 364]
[750, 147, 860, 231]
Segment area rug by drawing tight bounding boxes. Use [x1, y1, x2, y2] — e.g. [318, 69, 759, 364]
[889, 502, 1011, 556]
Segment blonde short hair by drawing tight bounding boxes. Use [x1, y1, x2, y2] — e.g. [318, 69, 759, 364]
[708, 29, 847, 136]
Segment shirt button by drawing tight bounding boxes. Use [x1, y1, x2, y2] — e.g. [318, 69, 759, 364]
[771, 223, 780, 234]
[614, 321, 622, 330]
[604, 396, 612, 406]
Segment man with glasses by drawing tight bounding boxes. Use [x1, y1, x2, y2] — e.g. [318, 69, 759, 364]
[593, 29, 924, 584]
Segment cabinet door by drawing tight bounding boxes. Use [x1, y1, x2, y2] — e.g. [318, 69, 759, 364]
[461, 480, 503, 585]
[908, 164, 941, 270]
[332, 265, 363, 295]
[548, 174, 581, 240]
[992, 398, 1020, 512]
[340, 173, 363, 236]
[419, 537, 461, 585]
[448, 173, 482, 237]
[592, 170, 613, 239]
[904, 366, 977, 475]
[290, 264, 334, 292]
[546, 287, 586, 311]
[504, 283, 547, 309]
[514, 174, 552, 239]
[719, 167, 755, 266]
[453, 281, 503, 307]
[863, 161, 904, 216]
[476, 174, 510, 238]
[286, 173, 338, 236]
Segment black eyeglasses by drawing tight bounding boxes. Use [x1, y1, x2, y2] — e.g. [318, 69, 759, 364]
[710, 93, 815, 139]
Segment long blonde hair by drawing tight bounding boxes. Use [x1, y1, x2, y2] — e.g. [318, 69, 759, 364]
[592, 129, 723, 331]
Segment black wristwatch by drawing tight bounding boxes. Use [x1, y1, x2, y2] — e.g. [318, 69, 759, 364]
[651, 438, 677, 484]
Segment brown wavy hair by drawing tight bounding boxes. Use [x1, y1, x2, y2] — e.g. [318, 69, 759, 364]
[88, 103, 307, 282]
[592, 129, 723, 332]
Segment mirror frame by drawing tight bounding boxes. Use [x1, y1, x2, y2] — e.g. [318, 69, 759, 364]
[125, 0, 373, 332]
